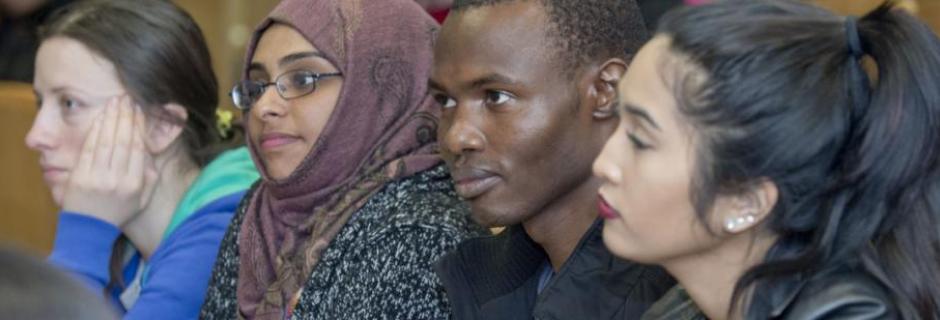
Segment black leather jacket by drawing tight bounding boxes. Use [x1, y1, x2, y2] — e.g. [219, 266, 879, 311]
[771, 271, 899, 319]
[641, 269, 901, 319]
[435, 219, 675, 320]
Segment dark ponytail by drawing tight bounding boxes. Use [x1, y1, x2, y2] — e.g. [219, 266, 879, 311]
[851, 5, 940, 316]
[657, 1, 940, 318]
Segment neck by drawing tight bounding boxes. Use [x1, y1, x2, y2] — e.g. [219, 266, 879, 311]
[522, 177, 600, 271]
[123, 156, 199, 260]
[663, 231, 777, 320]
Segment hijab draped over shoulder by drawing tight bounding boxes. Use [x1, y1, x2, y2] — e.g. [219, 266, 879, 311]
[235, 0, 442, 317]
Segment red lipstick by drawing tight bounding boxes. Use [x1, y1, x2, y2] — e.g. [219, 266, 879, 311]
[597, 195, 621, 220]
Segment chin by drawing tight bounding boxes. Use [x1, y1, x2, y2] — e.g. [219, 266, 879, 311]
[262, 159, 297, 181]
[50, 186, 64, 208]
[468, 200, 532, 228]
[268, 170, 292, 180]
[602, 223, 652, 263]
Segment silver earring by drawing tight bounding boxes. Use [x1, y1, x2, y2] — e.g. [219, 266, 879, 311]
[724, 213, 756, 232]
[724, 218, 737, 231]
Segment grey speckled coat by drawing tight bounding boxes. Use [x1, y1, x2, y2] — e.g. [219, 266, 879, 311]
[200, 165, 486, 319]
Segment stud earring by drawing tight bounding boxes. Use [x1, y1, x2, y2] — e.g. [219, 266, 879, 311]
[724, 213, 757, 232]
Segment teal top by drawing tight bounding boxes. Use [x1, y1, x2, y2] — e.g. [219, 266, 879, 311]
[163, 147, 259, 239]
[141, 146, 259, 284]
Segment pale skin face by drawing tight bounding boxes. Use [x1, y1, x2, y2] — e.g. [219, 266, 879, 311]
[247, 24, 343, 180]
[593, 35, 779, 319]
[27, 37, 127, 205]
[28, 36, 172, 232]
[593, 36, 724, 265]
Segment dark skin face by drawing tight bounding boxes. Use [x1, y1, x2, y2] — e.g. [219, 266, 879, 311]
[430, 1, 624, 232]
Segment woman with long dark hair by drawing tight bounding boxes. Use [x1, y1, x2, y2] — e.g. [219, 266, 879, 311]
[28, 0, 258, 318]
[593, 0, 940, 319]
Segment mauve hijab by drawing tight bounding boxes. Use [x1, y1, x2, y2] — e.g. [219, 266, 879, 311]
[235, 0, 441, 318]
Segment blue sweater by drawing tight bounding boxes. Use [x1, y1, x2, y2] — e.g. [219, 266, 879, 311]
[48, 147, 258, 319]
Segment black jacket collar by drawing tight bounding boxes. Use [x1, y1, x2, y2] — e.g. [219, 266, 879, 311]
[435, 219, 674, 320]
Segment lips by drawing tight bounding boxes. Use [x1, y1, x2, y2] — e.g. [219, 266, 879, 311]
[450, 168, 501, 200]
[39, 165, 67, 182]
[597, 195, 622, 220]
[259, 132, 300, 150]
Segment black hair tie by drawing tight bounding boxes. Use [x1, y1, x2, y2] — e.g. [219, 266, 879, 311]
[845, 16, 864, 59]
[844, 16, 871, 136]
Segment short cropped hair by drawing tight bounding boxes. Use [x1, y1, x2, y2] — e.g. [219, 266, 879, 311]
[452, 0, 651, 71]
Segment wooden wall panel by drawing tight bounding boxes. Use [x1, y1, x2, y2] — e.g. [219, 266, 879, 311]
[0, 82, 58, 255]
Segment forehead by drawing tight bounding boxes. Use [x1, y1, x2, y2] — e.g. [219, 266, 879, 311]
[432, 2, 558, 83]
[251, 24, 318, 65]
[34, 37, 123, 94]
[619, 36, 685, 127]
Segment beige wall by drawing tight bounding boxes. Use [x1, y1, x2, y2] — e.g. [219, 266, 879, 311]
[814, 0, 940, 32]
[175, 0, 280, 113]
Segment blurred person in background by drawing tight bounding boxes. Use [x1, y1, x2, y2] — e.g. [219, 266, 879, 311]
[0, 0, 72, 82]
[0, 245, 118, 320]
[27, 0, 258, 318]
[415, 0, 453, 23]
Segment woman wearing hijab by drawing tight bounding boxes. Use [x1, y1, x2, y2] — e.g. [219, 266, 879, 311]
[199, 0, 484, 319]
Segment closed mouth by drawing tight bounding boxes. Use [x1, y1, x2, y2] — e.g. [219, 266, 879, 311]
[597, 195, 621, 220]
[258, 132, 301, 150]
[451, 167, 502, 200]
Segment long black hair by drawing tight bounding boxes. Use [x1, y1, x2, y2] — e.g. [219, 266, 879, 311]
[658, 1, 940, 318]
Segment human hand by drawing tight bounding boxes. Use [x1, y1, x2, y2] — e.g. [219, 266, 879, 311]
[61, 96, 158, 227]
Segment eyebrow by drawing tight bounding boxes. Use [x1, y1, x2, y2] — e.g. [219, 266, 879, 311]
[428, 79, 444, 92]
[469, 73, 519, 89]
[248, 51, 329, 73]
[49, 86, 87, 97]
[621, 102, 661, 130]
[279, 51, 328, 67]
[427, 73, 519, 95]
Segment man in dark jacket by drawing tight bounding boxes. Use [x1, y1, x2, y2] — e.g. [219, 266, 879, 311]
[429, 0, 682, 319]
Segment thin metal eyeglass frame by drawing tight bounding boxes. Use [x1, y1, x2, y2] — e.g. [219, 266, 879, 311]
[230, 71, 342, 110]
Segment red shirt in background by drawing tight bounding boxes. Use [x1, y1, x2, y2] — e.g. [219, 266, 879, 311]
[428, 8, 449, 23]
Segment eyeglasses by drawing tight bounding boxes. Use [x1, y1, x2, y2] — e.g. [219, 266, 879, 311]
[230, 70, 342, 110]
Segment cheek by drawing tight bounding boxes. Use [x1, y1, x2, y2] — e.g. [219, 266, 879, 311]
[502, 107, 586, 175]
[604, 147, 709, 263]
[58, 113, 98, 166]
[294, 82, 341, 145]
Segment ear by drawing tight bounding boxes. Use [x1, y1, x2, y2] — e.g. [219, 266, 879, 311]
[715, 179, 779, 234]
[587, 58, 628, 120]
[145, 103, 188, 154]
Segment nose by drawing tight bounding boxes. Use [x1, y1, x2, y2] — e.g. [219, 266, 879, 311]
[250, 85, 288, 121]
[25, 106, 58, 152]
[593, 131, 622, 185]
[440, 107, 486, 160]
